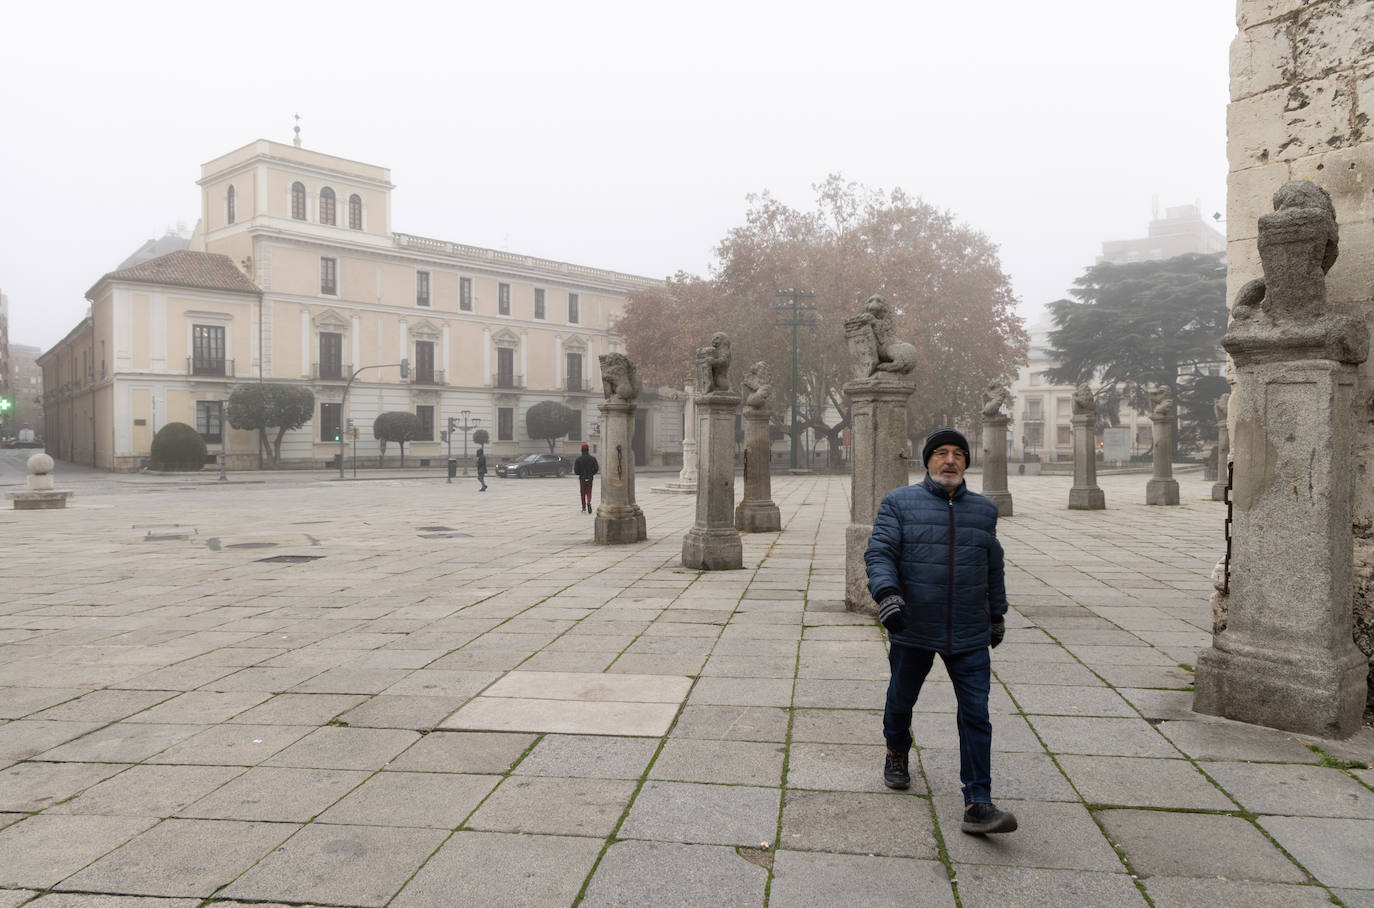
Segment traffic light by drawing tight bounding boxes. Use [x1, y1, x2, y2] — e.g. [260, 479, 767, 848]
[447, 416, 457, 433]
[400, 358, 409, 379]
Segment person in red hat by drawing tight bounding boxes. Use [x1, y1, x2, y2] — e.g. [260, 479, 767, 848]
[573, 443, 599, 513]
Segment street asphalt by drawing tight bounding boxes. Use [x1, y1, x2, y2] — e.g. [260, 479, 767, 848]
[0, 454, 1371, 907]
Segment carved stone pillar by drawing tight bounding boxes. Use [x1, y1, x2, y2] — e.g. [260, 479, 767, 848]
[594, 398, 646, 544]
[1211, 395, 1230, 501]
[736, 409, 781, 532]
[682, 391, 743, 569]
[1145, 411, 1180, 505]
[1194, 179, 1370, 738]
[678, 379, 698, 489]
[844, 377, 916, 615]
[1068, 413, 1105, 510]
[980, 415, 1012, 517]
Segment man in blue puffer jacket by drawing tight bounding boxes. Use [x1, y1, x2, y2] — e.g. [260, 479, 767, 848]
[865, 427, 1017, 835]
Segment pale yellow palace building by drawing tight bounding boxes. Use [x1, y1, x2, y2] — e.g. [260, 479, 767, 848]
[40, 139, 683, 472]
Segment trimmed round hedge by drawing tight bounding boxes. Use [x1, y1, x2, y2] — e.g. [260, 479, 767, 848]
[150, 421, 207, 471]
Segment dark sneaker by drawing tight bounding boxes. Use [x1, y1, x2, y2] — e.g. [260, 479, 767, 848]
[882, 749, 910, 790]
[961, 802, 1017, 834]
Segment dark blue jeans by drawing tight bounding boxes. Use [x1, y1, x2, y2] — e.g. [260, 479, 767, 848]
[883, 643, 993, 804]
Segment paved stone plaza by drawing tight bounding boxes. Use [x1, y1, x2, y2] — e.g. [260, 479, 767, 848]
[0, 463, 1371, 907]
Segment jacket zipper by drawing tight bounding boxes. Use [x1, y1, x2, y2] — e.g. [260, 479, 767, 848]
[946, 494, 955, 655]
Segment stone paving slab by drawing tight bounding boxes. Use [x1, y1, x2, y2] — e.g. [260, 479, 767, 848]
[0, 471, 1369, 906]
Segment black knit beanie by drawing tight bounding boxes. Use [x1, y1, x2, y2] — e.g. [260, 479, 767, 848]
[921, 428, 970, 468]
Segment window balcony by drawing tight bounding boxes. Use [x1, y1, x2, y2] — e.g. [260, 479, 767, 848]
[312, 362, 352, 381]
[493, 373, 524, 390]
[189, 357, 234, 377]
[410, 369, 446, 386]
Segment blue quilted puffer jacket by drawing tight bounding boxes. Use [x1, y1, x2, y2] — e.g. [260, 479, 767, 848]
[865, 475, 1007, 653]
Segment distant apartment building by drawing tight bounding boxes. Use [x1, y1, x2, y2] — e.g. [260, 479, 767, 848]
[1010, 204, 1225, 462]
[8, 343, 44, 438]
[40, 138, 680, 471]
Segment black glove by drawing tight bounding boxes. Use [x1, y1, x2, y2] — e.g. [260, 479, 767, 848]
[989, 616, 1005, 649]
[877, 593, 906, 635]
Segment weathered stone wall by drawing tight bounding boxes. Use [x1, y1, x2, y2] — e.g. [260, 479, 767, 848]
[1229, 0, 1374, 696]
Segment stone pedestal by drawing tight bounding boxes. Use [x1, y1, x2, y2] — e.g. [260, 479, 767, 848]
[980, 415, 1012, 517]
[7, 453, 74, 510]
[736, 410, 780, 532]
[1194, 359, 1368, 737]
[1211, 408, 1230, 501]
[1146, 414, 1180, 505]
[682, 392, 743, 569]
[1068, 413, 1105, 510]
[594, 398, 646, 544]
[844, 377, 916, 615]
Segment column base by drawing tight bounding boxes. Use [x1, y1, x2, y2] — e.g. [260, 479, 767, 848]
[735, 500, 781, 532]
[594, 506, 647, 544]
[681, 526, 743, 570]
[1211, 482, 1227, 501]
[1194, 636, 1369, 739]
[1067, 486, 1105, 510]
[983, 490, 1013, 518]
[845, 523, 877, 616]
[1145, 478, 1180, 505]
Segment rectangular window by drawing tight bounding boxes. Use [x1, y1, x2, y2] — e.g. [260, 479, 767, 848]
[498, 407, 514, 441]
[497, 348, 515, 388]
[1025, 424, 1043, 448]
[1029, 372, 1042, 386]
[416, 270, 430, 307]
[568, 292, 579, 324]
[192, 325, 226, 376]
[318, 332, 342, 380]
[196, 401, 223, 443]
[416, 405, 434, 441]
[320, 402, 342, 442]
[534, 288, 545, 320]
[568, 410, 582, 441]
[566, 352, 582, 392]
[499, 283, 511, 316]
[1057, 396, 1071, 414]
[415, 341, 435, 384]
[460, 277, 473, 311]
[1056, 424, 1071, 447]
[321, 257, 337, 295]
[1026, 397, 1043, 420]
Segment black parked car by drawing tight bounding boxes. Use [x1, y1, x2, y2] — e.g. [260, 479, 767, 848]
[496, 453, 571, 478]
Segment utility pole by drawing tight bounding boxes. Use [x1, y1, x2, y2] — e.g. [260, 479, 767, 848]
[775, 288, 816, 470]
[339, 358, 408, 479]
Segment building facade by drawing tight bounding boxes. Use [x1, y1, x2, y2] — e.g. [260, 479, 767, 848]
[8, 343, 45, 441]
[40, 139, 681, 471]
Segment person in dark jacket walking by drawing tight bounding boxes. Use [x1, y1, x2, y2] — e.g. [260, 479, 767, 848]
[864, 427, 1017, 835]
[475, 447, 487, 491]
[574, 444, 599, 513]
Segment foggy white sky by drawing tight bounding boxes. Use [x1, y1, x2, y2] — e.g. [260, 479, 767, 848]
[1, 0, 1234, 351]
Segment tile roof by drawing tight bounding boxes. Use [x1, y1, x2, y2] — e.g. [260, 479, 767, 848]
[92, 250, 260, 296]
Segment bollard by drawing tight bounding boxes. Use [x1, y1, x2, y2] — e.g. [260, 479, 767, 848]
[447, 458, 457, 483]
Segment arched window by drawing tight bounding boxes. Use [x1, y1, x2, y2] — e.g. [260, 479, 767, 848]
[226, 185, 236, 224]
[291, 182, 307, 220]
[320, 187, 336, 226]
[348, 194, 362, 230]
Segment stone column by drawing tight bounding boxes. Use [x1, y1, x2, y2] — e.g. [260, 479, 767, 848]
[594, 397, 646, 544]
[678, 379, 698, 489]
[1145, 389, 1179, 505]
[844, 378, 916, 615]
[1068, 404, 1105, 510]
[1211, 392, 1230, 501]
[1194, 179, 1370, 738]
[980, 415, 1012, 517]
[682, 390, 743, 569]
[736, 409, 781, 532]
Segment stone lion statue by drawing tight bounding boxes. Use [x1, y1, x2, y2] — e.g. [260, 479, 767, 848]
[695, 332, 731, 393]
[1149, 386, 1174, 419]
[599, 352, 640, 401]
[1071, 383, 1096, 415]
[844, 294, 918, 380]
[742, 361, 773, 412]
[982, 381, 1012, 419]
[1231, 179, 1339, 325]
